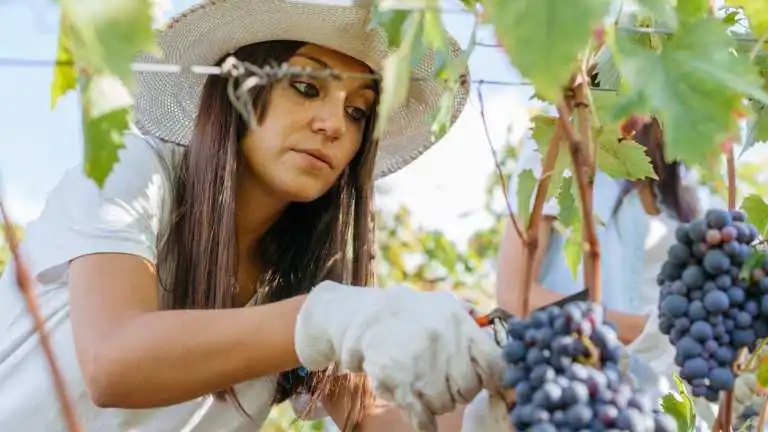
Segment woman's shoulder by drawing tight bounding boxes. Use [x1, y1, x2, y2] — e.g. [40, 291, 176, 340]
[16, 127, 186, 283]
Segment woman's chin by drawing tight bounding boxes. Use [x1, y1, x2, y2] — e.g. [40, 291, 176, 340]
[275, 180, 333, 203]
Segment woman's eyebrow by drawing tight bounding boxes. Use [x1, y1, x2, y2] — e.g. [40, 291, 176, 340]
[293, 53, 377, 92]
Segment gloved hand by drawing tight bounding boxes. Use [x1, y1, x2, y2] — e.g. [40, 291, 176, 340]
[461, 389, 511, 432]
[732, 371, 767, 424]
[294, 281, 506, 432]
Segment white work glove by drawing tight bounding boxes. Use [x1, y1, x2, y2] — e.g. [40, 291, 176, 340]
[461, 389, 510, 432]
[294, 281, 506, 431]
[732, 372, 767, 424]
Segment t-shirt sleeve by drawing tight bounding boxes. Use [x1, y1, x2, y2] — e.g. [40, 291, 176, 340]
[20, 131, 175, 285]
[506, 138, 561, 218]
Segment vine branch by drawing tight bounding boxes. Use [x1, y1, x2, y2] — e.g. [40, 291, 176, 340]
[476, 85, 527, 243]
[520, 125, 563, 317]
[557, 91, 602, 303]
[0, 196, 81, 432]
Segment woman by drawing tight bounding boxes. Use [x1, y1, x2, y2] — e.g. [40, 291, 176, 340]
[0, 1, 505, 431]
[493, 115, 759, 428]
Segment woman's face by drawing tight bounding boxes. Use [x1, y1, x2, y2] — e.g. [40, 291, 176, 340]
[241, 43, 377, 203]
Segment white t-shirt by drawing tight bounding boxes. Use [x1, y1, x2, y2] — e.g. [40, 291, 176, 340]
[507, 138, 726, 428]
[0, 129, 325, 431]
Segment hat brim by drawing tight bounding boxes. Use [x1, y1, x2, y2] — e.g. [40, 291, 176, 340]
[132, 0, 470, 180]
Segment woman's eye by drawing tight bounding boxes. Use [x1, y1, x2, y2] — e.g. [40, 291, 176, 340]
[346, 106, 368, 122]
[291, 81, 319, 98]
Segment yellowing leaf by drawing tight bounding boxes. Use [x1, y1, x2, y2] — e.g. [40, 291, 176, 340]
[51, 12, 78, 110]
[596, 138, 657, 180]
[485, 0, 612, 102]
[757, 351, 768, 388]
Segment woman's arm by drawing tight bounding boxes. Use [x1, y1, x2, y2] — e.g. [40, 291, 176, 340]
[69, 252, 306, 408]
[321, 388, 466, 432]
[495, 217, 647, 345]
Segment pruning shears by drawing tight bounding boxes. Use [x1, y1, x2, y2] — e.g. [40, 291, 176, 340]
[473, 307, 512, 346]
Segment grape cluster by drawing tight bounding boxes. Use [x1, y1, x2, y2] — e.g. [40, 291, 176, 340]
[502, 302, 675, 431]
[657, 208, 767, 401]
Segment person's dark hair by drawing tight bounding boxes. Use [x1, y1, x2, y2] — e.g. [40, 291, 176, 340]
[154, 40, 380, 430]
[614, 117, 700, 222]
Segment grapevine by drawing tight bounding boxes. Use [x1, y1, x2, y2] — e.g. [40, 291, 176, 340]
[4, 0, 768, 431]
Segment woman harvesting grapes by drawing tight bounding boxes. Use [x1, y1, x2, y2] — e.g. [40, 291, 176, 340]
[0, 1, 507, 431]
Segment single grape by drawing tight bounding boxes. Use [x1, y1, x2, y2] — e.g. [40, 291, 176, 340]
[681, 358, 709, 379]
[708, 367, 735, 391]
[668, 243, 692, 263]
[703, 291, 729, 313]
[706, 208, 731, 229]
[706, 229, 723, 246]
[676, 223, 692, 245]
[689, 219, 707, 242]
[721, 225, 738, 242]
[730, 209, 746, 222]
[703, 249, 731, 274]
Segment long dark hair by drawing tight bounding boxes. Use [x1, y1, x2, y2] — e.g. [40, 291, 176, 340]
[614, 117, 700, 222]
[154, 40, 379, 430]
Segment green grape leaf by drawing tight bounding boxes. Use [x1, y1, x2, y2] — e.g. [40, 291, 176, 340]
[634, 0, 677, 27]
[516, 169, 538, 228]
[79, 73, 134, 187]
[529, 115, 567, 198]
[741, 194, 768, 239]
[531, 115, 557, 153]
[743, 100, 768, 155]
[610, 17, 768, 166]
[82, 107, 129, 188]
[51, 13, 78, 110]
[560, 175, 582, 280]
[422, 8, 445, 51]
[722, 10, 741, 26]
[375, 11, 422, 140]
[725, 0, 768, 38]
[660, 375, 696, 432]
[557, 176, 577, 227]
[563, 216, 583, 281]
[485, 0, 612, 102]
[596, 138, 657, 180]
[60, 0, 156, 89]
[370, 8, 411, 48]
[676, 0, 710, 24]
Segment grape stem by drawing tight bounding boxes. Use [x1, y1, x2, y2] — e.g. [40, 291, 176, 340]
[0, 196, 82, 432]
[519, 123, 563, 317]
[726, 143, 736, 211]
[556, 79, 602, 304]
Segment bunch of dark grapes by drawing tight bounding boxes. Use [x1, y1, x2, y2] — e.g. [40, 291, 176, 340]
[502, 301, 675, 431]
[657, 208, 768, 402]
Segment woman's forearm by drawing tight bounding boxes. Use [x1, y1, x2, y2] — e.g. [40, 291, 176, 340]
[86, 295, 306, 408]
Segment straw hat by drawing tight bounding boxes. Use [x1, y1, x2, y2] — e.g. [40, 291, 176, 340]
[132, 0, 470, 179]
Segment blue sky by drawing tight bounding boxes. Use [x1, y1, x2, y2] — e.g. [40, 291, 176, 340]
[0, 0, 537, 245]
